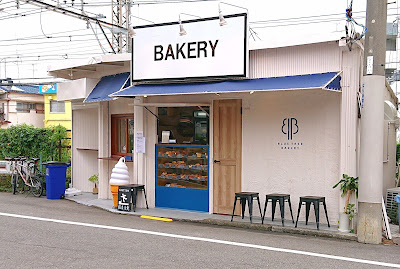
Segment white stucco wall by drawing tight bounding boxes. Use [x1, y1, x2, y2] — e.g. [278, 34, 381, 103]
[242, 90, 341, 223]
[71, 106, 99, 192]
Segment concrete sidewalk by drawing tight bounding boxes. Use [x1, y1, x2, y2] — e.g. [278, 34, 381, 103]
[66, 192, 399, 242]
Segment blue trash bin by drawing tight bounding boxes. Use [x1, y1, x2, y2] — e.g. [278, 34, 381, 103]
[44, 162, 70, 199]
[395, 195, 400, 232]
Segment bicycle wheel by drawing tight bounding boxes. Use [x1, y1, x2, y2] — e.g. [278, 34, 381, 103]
[14, 174, 25, 194]
[30, 176, 43, 197]
[11, 174, 17, 195]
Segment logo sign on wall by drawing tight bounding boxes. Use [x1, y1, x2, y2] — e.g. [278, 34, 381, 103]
[282, 118, 298, 140]
[39, 84, 57, 94]
[132, 13, 248, 82]
[278, 117, 303, 150]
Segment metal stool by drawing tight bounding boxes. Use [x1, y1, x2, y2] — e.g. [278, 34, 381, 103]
[295, 196, 330, 230]
[262, 194, 294, 226]
[231, 192, 262, 223]
[124, 184, 149, 212]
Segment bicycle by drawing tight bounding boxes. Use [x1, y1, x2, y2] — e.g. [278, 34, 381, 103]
[30, 157, 46, 191]
[6, 156, 43, 197]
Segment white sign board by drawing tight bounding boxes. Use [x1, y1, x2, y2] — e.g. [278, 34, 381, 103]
[132, 13, 247, 81]
[135, 136, 146, 153]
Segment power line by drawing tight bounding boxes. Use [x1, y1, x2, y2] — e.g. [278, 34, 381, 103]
[0, 37, 107, 47]
[0, 8, 50, 21]
[0, 44, 104, 56]
[0, 32, 106, 43]
[80, 0, 217, 6]
[251, 13, 399, 29]
[0, 28, 93, 42]
[3, 54, 105, 65]
[0, 51, 108, 60]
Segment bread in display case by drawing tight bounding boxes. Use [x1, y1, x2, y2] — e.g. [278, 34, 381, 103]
[156, 145, 208, 190]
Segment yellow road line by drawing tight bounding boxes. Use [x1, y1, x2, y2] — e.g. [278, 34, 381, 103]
[140, 215, 173, 222]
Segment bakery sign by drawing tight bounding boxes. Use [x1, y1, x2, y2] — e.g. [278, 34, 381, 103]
[132, 13, 248, 82]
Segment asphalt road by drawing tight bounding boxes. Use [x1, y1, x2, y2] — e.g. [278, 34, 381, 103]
[0, 192, 399, 269]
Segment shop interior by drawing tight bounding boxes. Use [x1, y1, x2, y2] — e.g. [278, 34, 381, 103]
[157, 106, 209, 145]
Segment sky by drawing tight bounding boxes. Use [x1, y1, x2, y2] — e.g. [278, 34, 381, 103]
[0, 0, 396, 84]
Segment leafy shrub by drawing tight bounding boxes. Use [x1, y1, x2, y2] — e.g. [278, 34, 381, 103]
[397, 143, 400, 163]
[0, 124, 70, 163]
[0, 175, 12, 192]
[387, 208, 399, 225]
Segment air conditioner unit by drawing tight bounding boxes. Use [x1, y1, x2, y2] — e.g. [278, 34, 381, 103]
[386, 187, 400, 212]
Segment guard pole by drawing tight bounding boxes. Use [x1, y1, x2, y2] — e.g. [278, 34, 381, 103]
[358, 0, 387, 244]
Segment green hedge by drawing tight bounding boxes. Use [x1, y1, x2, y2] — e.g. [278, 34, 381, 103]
[0, 124, 70, 162]
[397, 143, 400, 163]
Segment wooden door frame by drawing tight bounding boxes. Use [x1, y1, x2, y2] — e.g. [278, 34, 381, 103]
[212, 99, 242, 214]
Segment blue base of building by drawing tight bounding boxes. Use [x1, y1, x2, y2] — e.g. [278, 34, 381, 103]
[155, 186, 209, 212]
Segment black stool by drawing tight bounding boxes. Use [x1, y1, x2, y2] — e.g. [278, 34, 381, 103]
[295, 196, 330, 230]
[262, 194, 294, 226]
[124, 184, 149, 212]
[231, 192, 262, 223]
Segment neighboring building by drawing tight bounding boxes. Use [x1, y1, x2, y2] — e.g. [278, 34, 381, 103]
[49, 16, 397, 231]
[40, 84, 72, 131]
[386, 22, 398, 83]
[0, 80, 44, 128]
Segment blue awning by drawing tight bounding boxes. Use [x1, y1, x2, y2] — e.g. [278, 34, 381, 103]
[84, 72, 130, 103]
[112, 72, 341, 97]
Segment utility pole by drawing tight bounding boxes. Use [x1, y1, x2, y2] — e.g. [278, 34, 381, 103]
[358, 0, 387, 244]
[111, 0, 131, 53]
[21, 0, 128, 53]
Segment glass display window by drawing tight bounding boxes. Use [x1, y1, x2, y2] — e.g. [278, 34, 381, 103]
[156, 145, 208, 190]
[158, 107, 209, 145]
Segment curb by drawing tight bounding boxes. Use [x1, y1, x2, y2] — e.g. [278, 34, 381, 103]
[66, 197, 357, 242]
[271, 226, 357, 241]
[179, 218, 357, 241]
[180, 218, 273, 232]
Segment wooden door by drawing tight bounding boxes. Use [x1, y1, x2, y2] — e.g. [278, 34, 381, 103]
[213, 99, 242, 214]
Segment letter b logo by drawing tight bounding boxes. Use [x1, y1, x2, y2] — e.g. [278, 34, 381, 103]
[282, 118, 298, 140]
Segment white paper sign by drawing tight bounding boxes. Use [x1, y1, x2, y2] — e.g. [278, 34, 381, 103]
[135, 136, 146, 153]
[132, 13, 247, 81]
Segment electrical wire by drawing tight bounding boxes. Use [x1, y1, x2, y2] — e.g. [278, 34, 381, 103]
[39, 8, 51, 38]
[0, 38, 107, 47]
[0, 28, 94, 42]
[0, 8, 50, 21]
[345, 0, 367, 40]
[47, 0, 101, 17]
[3, 55, 106, 65]
[0, 0, 397, 82]
[0, 50, 107, 60]
[0, 44, 104, 56]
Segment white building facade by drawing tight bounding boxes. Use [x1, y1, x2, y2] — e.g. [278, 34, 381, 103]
[50, 19, 397, 227]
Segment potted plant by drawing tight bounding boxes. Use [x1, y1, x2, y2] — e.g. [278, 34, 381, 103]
[345, 203, 357, 233]
[333, 174, 358, 232]
[88, 174, 99, 194]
